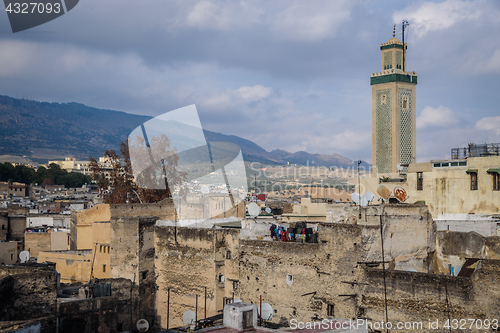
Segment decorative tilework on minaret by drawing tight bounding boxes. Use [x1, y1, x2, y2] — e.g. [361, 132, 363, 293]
[371, 30, 417, 175]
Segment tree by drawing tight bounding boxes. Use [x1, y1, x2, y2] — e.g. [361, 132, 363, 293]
[90, 136, 187, 204]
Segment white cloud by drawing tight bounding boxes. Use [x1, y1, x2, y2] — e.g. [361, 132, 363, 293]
[271, 1, 353, 41]
[475, 116, 500, 135]
[180, 0, 355, 41]
[238, 85, 272, 101]
[417, 105, 459, 129]
[203, 85, 273, 109]
[393, 0, 489, 38]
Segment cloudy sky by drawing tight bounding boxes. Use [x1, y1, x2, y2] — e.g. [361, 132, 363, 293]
[1, 0, 499, 163]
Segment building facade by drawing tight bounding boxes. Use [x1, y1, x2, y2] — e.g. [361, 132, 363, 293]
[371, 35, 417, 174]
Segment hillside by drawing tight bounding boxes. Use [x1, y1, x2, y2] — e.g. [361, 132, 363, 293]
[0, 95, 369, 168]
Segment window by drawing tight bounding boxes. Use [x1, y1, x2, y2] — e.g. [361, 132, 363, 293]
[218, 274, 225, 283]
[224, 297, 233, 305]
[381, 94, 386, 105]
[493, 172, 500, 191]
[103, 264, 106, 273]
[417, 172, 423, 191]
[327, 304, 334, 317]
[402, 96, 408, 109]
[470, 172, 478, 191]
[286, 274, 293, 286]
[142, 271, 147, 280]
[226, 250, 231, 260]
[1, 225, 4, 230]
[233, 281, 238, 290]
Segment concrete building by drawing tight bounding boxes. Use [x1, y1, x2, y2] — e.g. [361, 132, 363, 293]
[0, 181, 27, 198]
[406, 155, 500, 216]
[24, 228, 70, 258]
[48, 156, 92, 175]
[371, 32, 417, 175]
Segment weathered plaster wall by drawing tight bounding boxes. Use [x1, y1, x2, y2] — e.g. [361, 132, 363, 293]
[155, 226, 240, 329]
[0, 264, 57, 322]
[238, 224, 363, 326]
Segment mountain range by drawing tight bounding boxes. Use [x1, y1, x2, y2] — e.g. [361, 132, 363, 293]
[0, 95, 369, 168]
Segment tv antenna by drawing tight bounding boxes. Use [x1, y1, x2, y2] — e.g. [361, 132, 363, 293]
[402, 20, 409, 71]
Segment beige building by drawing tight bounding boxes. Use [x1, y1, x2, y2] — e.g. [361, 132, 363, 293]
[48, 157, 92, 175]
[282, 197, 327, 222]
[25, 229, 70, 258]
[0, 241, 18, 264]
[406, 155, 500, 216]
[371, 34, 417, 175]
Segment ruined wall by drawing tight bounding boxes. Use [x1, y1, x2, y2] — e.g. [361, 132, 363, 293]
[433, 231, 500, 274]
[0, 264, 57, 323]
[109, 199, 176, 220]
[155, 226, 240, 329]
[238, 223, 364, 326]
[360, 262, 500, 332]
[57, 278, 135, 333]
[359, 204, 435, 273]
[110, 216, 158, 330]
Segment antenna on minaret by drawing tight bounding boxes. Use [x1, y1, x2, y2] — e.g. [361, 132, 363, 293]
[402, 20, 409, 71]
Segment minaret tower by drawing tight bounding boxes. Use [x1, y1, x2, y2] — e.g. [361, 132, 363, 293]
[371, 24, 417, 175]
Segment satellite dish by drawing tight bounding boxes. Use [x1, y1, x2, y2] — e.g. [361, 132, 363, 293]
[258, 302, 273, 320]
[394, 186, 408, 202]
[233, 298, 242, 303]
[359, 195, 368, 207]
[396, 163, 404, 171]
[183, 310, 197, 325]
[136, 319, 149, 332]
[19, 251, 30, 263]
[365, 191, 375, 202]
[406, 268, 417, 272]
[200, 185, 209, 194]
[376, 185, 390, 200]
[248, 202, 260, 217]
[265, 207, 272, 214]
[351, 192, 360, 205]
[228, 216, 238, 222]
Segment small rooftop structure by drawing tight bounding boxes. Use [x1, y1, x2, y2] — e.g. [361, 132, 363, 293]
[451, 143, 500, 159]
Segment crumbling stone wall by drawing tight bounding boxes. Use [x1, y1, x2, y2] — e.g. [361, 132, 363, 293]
[237, 223, 364, 326]
[57, 278, 134, 333]
[0, 264, 57, 323]
[110, 216, 158, 330]
[155, 226, 240, 329]
[434, 231, 500, 274]
[360, 262, 500, 333]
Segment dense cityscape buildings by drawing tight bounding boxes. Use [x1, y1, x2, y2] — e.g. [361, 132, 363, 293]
[1, 1, 500, 332]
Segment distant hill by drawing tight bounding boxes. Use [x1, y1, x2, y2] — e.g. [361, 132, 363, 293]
[0, 95, 370, 168]
[269, 149, 370, 169]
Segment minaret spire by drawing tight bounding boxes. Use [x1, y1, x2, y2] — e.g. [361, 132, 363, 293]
[393, 24, 396, 38]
